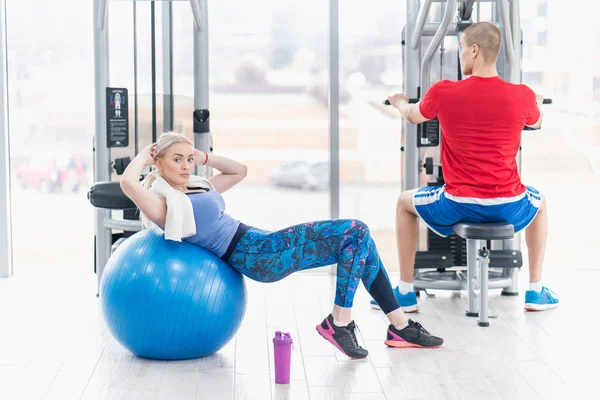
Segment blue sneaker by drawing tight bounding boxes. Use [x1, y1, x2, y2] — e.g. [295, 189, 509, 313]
[370, 286, 419, 313]
[524, 286, 559, 311]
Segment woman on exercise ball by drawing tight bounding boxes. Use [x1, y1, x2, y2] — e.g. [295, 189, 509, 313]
[120, 131, 443, 359]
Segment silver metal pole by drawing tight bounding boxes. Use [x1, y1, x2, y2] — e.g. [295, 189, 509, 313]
[403, 0, 421, 191]
[466, 239, 479, 315]
[104, 218, 143, 232]
[189, 0, 204, 32]
[478, 247, 490, 326]
[0, 0, 13, 278]
[193, 0, 210, 176]
[133, 1, 139, 154]
[93, 0, 111, 294]
[97, 0, 107, 30]
[163, 0, 173, 131]
[410, 0, 433, 49]
[509, 0, 521, 84]
[329, 0, 339, 220]
[421, 0, 457, 93]
[502, 0, 521, 295]
[423, 22, 456, 36]
[496, 0, 515, 82]
[501, 240, 519, 295]
[421, 22, 499, 36]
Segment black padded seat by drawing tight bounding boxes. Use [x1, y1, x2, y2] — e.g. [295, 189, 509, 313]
[88, 181, 137, 210]
[453, 222, 514, 240]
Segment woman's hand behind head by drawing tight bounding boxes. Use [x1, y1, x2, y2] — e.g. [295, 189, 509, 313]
[194, 149, 208, 165]
[142, 144, 158, 167]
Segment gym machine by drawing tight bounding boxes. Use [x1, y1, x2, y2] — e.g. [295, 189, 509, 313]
[392, 0, 550, 324]
[89, 0, 210, 295]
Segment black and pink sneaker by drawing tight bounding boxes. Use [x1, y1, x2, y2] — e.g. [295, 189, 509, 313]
[384, 319, 443, 349]
[316, 314, 368, 359]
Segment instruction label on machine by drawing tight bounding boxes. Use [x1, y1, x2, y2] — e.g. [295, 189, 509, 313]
[106, 87, 129, 148]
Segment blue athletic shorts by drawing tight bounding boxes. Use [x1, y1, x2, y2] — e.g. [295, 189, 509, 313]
[413, 185, 542, 237]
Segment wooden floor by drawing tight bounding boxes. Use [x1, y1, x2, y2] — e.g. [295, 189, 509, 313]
[0, 267, 596, 400]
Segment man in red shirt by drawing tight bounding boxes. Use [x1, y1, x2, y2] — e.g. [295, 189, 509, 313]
[371, 21, 559, 313]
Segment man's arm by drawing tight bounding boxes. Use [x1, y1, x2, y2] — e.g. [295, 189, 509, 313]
[387, 93, 434, 125]
[525, 94, 544, 129]
[399, 103, 431, 125]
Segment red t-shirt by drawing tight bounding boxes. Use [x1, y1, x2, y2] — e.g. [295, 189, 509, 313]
[418, 76, 540, 198]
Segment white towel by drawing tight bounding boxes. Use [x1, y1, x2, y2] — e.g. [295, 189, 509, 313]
[148, 174, 215, 242]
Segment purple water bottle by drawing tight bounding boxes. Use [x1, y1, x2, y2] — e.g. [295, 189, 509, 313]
[273, 331, 293, 384]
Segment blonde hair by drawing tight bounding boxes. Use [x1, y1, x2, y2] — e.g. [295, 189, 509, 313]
[463, 21, 502, 64]
[141, 131, 194, 191]
[138, 131, 197, 229]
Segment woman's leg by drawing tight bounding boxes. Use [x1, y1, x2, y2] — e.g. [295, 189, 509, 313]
[227, 219, 396, 314]
[358, 232, 444, 349]
[362, 234, 409, 327]
[227, 219, 387, 358]
[227, 220, 444, 357]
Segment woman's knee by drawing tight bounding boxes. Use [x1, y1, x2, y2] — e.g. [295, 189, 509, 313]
[349, 219, 370, 238]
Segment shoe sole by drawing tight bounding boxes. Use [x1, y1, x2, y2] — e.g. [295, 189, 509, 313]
[370, 303, 419, 313]
[383, 340, 442, 349]
[524, 302, 559, 311]
[315, 325, 368, 360]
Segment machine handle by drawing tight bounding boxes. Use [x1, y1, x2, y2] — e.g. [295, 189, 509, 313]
[523, 98, 552, 130]
[383, 98, 419, 105]
[383, 98, 552, 106]
[383, 97, 552, 131]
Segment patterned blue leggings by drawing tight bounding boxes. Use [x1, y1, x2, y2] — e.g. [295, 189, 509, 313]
[226, 219, 400, 312]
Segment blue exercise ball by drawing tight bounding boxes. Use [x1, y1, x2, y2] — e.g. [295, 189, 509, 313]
[99, 228, 247, 360]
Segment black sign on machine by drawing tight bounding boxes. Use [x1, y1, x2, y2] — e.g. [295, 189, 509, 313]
[106, 88, 129, 148]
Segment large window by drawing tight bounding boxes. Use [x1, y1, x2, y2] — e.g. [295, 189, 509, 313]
[171, 0, 332, 231]
[519, 1, 600, 269]
[338, 0, 406, 270]
[108, 1, 166, 176]
[7, 0, 95, 274]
